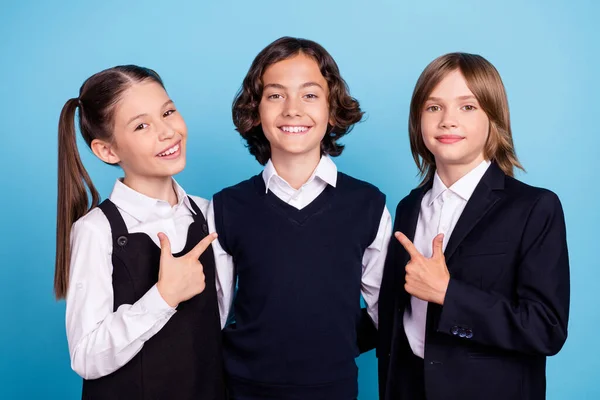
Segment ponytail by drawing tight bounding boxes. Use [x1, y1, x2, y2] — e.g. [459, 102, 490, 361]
[54, 98, 100, 299]
[53, 65, 165, 299]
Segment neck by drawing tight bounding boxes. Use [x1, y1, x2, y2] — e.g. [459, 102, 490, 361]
[435, 156, 485, 188]
[270, 150, 321, 190]
[122, 175, 178, 206]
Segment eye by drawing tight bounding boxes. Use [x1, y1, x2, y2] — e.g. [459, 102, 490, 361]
[462, 105, 477, 111]
[267, 93, 282, 100]
[304, 93, 318, 99]
[134, 123, 149, 131]
[163, 109, 176, 117]
[426, 105, 441, 112]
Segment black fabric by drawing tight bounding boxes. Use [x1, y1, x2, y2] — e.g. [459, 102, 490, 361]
[214, 172, 385, 399]
[81, 198, 225, 400]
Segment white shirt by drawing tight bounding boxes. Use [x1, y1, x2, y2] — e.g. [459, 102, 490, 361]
[208, 156, 392, 329]
[65, 179, 209, 379]
[404, 160, 491, 358]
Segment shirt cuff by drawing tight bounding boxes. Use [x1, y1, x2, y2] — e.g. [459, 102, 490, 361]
[139, 284, 177, 317]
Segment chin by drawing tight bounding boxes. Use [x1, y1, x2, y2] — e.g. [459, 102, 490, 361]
[166, 160, 186, 176]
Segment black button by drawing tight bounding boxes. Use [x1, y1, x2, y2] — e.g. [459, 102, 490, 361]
[451, 326, 459, 335]
[465, 329, 473, 339]
[459, 328, 467, 338]
[202, 223, 209, 234]
[117, 236, 128, 246]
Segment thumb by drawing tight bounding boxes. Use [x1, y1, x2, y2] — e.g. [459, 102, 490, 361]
[431, 233, 444, 259]
[157, 232, 172, 259]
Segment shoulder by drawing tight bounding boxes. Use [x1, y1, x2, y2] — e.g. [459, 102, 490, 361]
[394, 185, 424, 214]
[71, 207, 111, 239]
[70, 206, 112, 256]
[213, 175, 262, 208]
[216, 175, 260, 197]
[337, 172, 385, 199]
[503, 176, 563, 210]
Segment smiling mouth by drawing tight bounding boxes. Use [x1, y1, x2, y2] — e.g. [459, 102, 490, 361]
[436, 135, 464, 144]
[279, 125, 312, 134]
[156, 141, 181, 157]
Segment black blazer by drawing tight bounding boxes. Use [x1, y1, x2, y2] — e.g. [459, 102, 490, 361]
[377, 163, 570, 400]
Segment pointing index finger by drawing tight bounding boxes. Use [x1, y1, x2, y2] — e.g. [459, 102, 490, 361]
[395, 231, 422, 260]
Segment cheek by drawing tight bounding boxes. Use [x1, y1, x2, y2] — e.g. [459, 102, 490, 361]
[174, 115, 187, 135]
[311, 101, 330, 121]
[420, 117, 437, 140]
[258, 101, 277, 123]
[474, 116, 490, 143]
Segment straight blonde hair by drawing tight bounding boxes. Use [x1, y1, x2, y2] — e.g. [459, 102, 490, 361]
[408, 52, 524, 185]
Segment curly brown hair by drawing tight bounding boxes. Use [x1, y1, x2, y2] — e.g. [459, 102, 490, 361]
[232, 36, 364, 165]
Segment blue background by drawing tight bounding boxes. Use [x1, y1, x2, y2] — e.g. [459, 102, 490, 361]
[0, 0, 597, 398]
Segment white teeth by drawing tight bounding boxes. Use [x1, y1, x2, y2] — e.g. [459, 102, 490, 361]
[158, 143, 179, 157]
[281, 126, 309, 133]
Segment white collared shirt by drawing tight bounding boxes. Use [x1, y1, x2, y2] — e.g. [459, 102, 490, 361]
[208, 156, 392, 329]
[404, 160, 491, 358]
[65, 179, 209, 379]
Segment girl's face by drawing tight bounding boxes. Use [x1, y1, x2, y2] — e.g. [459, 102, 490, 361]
[258, 53, 332, 162]
[421, 69, 489, 171]
[109, 81, 187, 181]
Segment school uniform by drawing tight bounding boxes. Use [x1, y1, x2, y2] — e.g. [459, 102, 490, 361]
[208, 155, 392, 400]
[377, 161, 570, 400]
[66, 179, 225, 399]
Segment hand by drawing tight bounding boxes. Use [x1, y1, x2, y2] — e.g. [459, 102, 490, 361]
[156, 232, 217, 307]
[395, 232, 450, 305]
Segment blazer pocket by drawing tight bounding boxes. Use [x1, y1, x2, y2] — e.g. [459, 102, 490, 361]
[460, 241, 509, 257]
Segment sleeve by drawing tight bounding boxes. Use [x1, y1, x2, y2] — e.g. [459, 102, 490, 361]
[207, 198, 236, 329]
[66, 215, 176, 380]
[361, 205, 393, 329]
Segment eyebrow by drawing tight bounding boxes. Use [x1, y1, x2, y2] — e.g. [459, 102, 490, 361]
[126, 100, 174, 125]
[426, 95, 477, 102]
[263, 82, 325, 90]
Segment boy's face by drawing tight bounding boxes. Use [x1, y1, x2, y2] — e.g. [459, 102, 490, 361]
[420, 69, 489, 171]
[258, 53, 332, 163]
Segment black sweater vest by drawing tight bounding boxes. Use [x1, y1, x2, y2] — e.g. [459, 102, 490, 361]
[81, 198, 225, 400]
[213, 173, 385, 399]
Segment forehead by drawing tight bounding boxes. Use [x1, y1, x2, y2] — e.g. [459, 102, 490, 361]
[113, 81, 169, 120]
[262, 53, 327, 88]
[429, 69, 473, 98]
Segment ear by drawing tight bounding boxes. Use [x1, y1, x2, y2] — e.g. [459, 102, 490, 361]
[91, 138, 121, 165]
[252, 116, 262, 128]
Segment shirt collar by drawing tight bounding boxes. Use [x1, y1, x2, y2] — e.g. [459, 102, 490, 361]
[427, 160, 491, 205]
[262, 155, 338, 193]
[109, 178, 195, 223]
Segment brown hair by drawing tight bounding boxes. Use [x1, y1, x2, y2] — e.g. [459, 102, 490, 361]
[408, 52, 524, 185]
[55, 65, 164, 299]
[232, 36, 364, 165]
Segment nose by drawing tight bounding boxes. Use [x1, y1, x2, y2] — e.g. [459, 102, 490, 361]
[439, 108, 459, 129]
[282, 96, 303, 117]
[157, 119, 176, 141]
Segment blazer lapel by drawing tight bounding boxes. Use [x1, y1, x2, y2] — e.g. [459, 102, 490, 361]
[444, 162, 505, 263]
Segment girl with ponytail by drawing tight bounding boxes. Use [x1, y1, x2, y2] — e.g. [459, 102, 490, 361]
[55, 65, 225, 399]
